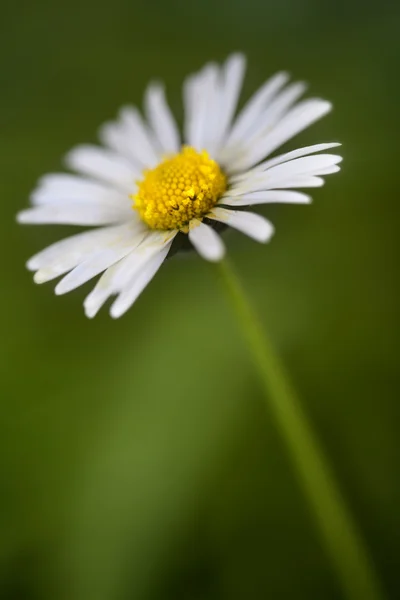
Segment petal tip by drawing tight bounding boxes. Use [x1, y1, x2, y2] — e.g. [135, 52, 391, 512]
[26, 259, 37, 271]
[84, 306, 97, 319]
[83, 297, 100, 319]
[16, 210, 29, 224]
[227, 51, 246, 65]
[33, 271, 47, 284]
[54, 282, 67, 296]
[109, 304, 124, 319]
[207, 247, 226, 262]
[256, 223, 275, 244]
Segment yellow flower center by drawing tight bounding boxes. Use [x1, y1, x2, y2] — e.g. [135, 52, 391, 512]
[132, 146, 227, 231]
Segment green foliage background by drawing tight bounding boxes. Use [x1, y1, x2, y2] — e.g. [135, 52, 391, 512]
[1, 0, 399, 598]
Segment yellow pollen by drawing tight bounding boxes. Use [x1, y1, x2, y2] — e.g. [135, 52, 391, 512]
[132, 146, 227, 231]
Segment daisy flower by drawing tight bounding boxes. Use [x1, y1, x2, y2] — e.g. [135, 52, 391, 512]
[18, 53, 342, 318]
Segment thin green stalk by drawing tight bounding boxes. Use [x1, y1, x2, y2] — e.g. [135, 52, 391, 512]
[216, 257, 385, 600]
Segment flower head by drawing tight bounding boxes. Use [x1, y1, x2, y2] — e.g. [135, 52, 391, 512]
[18, 54, 342, 318]
[133, 146, 227, 231]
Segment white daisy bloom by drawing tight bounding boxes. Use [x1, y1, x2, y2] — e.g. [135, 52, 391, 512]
[18, 54, 342, 318]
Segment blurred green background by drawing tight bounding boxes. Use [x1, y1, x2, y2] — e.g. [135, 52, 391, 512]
[1, 0, 399, 598]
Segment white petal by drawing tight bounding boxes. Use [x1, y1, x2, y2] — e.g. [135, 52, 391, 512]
[84, 230, 177, 317]
[212, 53, 246, 149]
[243, 142, 342, 176]
[226, 177, 321, 199]
[244, 81, 307, 144]
[31, 173, 131, 210]
[228, 176, 325, 193]
[110, 244, 171, 319]
[27, 223, 140, 282]
[117, 106, 161, 168]
[225, 155, 340, 198]
[83, 253, 137, 318]
[311, 165, 341, 176]
[54, 225, 148, 295]
[202, 73, 224, 154]
[276, 176, 325, 188]
[207, 207, 274, 243]
[182, 74, 197, 146]
[219, 76, 305, 168]
[183, 67, 207, 148]
[189, 55, 246, 157]
[225, 71, 290, 146]
[241, 176, 326, 189]
[100, 107, 161, 169]
[185, 63, 219, 150]
[220, 190, 312, 206]
[144, 82, 180, 154]
[17, 202, 132, 226]
[65, 145, 137, 193]
[98, 122, 143, 170]
[188, 221, 225, 262]
[229, 99, 332, 172]
[261, 153, 342, 179]
[182, 69, 203, 147]
[202, 76, 224, 155]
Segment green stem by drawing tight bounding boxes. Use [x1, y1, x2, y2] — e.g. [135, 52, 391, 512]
[216, 257, 385, 600]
